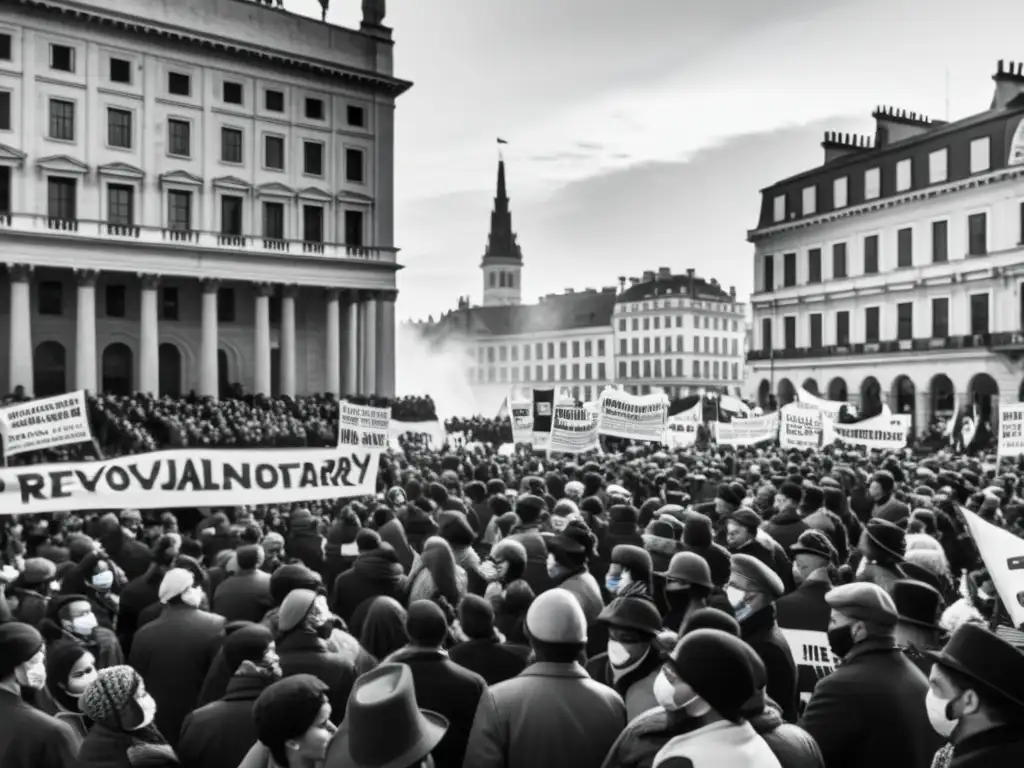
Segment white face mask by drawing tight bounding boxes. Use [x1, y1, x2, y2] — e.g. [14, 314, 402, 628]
[652, 670, 701, 713]
[16, 659, 47, 690]
[71, 613, 99, 637]
[725, 586, 746, 608]
[925, 689, 959, 737]
[607, 641, 631, 667]
[181, 586, 204, 608]
[92, 571, 114, 590]
[133, 694, 157, 730]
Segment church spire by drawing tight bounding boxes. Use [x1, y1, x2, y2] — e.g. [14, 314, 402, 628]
[482, 157, 523, 264]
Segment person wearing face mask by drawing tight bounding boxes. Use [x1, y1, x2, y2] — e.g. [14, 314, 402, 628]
[178, 624, 282, 768]
[891, 579, 946, 677]
[922, 623, 1024, 766]
[544, 518, 604, 625]
[587, 595, 666, 719]
[605, 545, 655, 600]
[869, 469, 911, 526]
[480, 537, 528, 605]
[659, 552, 714, 633]
[728, 554, 799, 723]
[129, 567, 227, 750]
[0, 622, 80, 768]
[650, 628, 783, 767]
[799, 582, 940, 768]
[76, 665, 177, 768]
[275, 588, 358, 726]
[40, 593, 125, 669]
[39, 640, 97, 746]
[777, 530, 837, 635]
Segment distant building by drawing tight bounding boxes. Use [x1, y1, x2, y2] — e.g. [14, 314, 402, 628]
[746, 60, 1024, 434]
[613, 268, 746, 398]
[410, 158, 744, 408]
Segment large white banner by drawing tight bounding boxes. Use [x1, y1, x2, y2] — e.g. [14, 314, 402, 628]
[388, 420, 446, 448]
[663, 401, 703, 449]
[337, 401, 391, 449]
[0, 446, 380, 516]
[596, 389, 668, 442]
[548, 405, 601, 454]
[0, 391, 94, 457]
[962, 507, 1024, 629]
[825, 410, 907, 451]
[779, 403, 821, 450]
[715, 413, 779, 447]
[797, 387, 853, 417]
[509, 399, 533, 445]
[998, 403, 1024, 458]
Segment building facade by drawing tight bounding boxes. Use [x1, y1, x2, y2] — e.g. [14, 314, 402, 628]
[0, 0, 409, 399]
[746, 60, 1024, 435]
[614, 268, 746, 398]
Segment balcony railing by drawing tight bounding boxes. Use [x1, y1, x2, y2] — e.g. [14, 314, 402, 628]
[747, 333, 994, 361]
[0, 212, 397, 264]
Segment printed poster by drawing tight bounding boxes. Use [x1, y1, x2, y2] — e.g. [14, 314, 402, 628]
[548, 404, 601, 454]
[779, 403, 821, 450]
[715, 413, 779, 447]
[781, 628, 837, 702]
[509, 398, 533, 445]
[532, 388, 555, 447]
[0, 391, 93, 457]
[596, 389, 668, 442]
[337, 400, 391, 449]
[999, 403, 1024, 458]
[825, 410, 907, 451]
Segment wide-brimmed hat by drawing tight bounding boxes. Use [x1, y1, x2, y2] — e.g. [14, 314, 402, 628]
[924, 624, 1024, 712]
[891, 579, 943, 630]
[325, 663, 448, 768]
[864, 518, 906, 560]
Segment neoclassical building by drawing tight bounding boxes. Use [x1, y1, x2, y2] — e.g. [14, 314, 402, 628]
[0, 0, 410, 399]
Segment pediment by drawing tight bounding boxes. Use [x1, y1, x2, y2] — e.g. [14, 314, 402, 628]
[337, 190, 374, 203]
[159, 169, 204, 187]
[0, 143, 27, 165]
[297, 186, 332, 202]
[212, 175, 252, 192]
[98, 162, 145, 180]
[256, 182, 295, 198]
[37, 155, 89, 174]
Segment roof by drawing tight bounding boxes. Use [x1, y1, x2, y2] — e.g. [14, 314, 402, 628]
[447, 289, 617, 336]
[617, 274, 732, 304]
[481, 159, 522, 265]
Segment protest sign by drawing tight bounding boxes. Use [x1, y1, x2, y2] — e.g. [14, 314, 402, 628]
[509, 398, 534, 445]
[548, 404, 600, 454]
[715, 413, 778, 447]
[596, 389, 668, 442]
[779, 403, 821, 450]
[962, 507, 1024, 629]
[0, 446, 380, 515]
[797, 387, 851, 417]
[532, 388, 555, 447]
[388, 419, 446, 447]
[998, 403, 1024, 458]
[781, 628, 836, 702]
[0, 391, 93, 457]
[826, 410, 907, 451]
[337, 400, 391, 449]
[664, 420, 698, 449]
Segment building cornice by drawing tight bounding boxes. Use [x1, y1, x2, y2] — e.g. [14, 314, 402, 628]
[9, 0, 413, 98]
[747, 166, 1024, 243]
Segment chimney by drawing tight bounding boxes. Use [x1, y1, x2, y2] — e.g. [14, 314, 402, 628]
[657, 266, 671, 280]
[629, 277, 640, 287]
[992, 59, 1024, 109]
[821, 131, 874, 164]
[564, 287, 574, 294]
[729, 285, 736, 299]
[686, 268, 696, 298]
[710, 278, 719, 288]
[617, 275, 626, 293]
[641, 270, 655, 282]
[872, 105, 936, 147]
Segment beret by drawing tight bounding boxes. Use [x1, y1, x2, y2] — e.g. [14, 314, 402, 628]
[21, 557, 56, 585]
[158, 568, 194, 604]
[406, 600, 448, 647]
[730, 553, 784, 600]
[728, 507, 763, 531]
[278, 588, 318, 633]
[825, 582, 898, 626]
[668, 629, 758, 722]
[253, 674, 330, 749]
[0, 622, 44, 678]
[526, 588, 586, 644]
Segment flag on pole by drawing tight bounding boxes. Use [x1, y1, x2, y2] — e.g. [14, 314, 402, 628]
[497, 138, 508, 144]
[495, 396, 509, 420]
[962, 507, 1024, 629]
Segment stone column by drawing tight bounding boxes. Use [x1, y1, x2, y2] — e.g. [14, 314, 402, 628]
[7, 264, 34, 395]
[138, 274, 160, 395]
[376, 290, 397, 398]
[361, 291, 378, 395]
[254, 283, 273, 395]
[344, 291, 359, 395]
[200, 279, 220, 398]
[75, 269, 99, 393]
[325, 289, 341, 396]
[280, 285, 297, 397]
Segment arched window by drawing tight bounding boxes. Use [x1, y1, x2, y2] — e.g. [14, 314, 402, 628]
[102, 343, 133, 395]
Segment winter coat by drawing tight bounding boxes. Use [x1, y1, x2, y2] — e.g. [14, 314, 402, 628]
[177, 673, 272, 768]
[377, 517, 416, 574]
[330, 547, 407, 635]
[763, 508, 810, 555]
[599, 705, 699, 768]
[276, 628, 357, 726]
[116, 567, 164, 656]
[740, 604, 799, 724]
[74, 722, 177, 768]
[946, 724, 1024, 767]
[212, 569, 274, 624]
[0, 688, 79, 768]
[448, 636, 531, 686]
[751, 699, 825, 768]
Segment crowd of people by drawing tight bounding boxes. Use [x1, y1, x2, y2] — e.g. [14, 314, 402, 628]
[1, 388, 1023, 767]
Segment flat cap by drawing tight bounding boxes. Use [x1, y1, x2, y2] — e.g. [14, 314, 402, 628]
[730, 553, 784, 600]
[825, 582, 898, 626]
[727, 507, 763, 531]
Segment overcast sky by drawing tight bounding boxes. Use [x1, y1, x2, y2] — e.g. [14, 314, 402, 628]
[290, 0, 1024, 321]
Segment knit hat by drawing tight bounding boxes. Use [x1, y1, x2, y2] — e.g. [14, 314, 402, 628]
[278, 589, 318, 633]
[525, 588, 587, 644]
[458, 595, 495, 641]
[0, 622, 44, 678]
[223, 623, 275, 674]
[406, 600, 448, 647]
[667, 629, 758, 722]
[80, 665, 142, 724]
[158, 568, 194, 604]
[254, 674, 330, 753]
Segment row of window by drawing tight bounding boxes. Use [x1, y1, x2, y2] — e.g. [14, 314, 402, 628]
[0, 34, 368, 128]
[619, 359, 740, 381]
[761, 293, 992, 350]
[619, 336, 741, 357]
[617, 314, 740, 333]
[31, 281, 263, 325]
[27, 174, 366, 245]
[771, 137, 994, 224]
[478, 339, 608, 364]
[619, 298, 740, 314]
[761, 208, 1020, 292]
[475, 363, 609, 384]
[10, 98, 366, 183]
[487, 271, 517, 289]
[472, 358, 741, 387]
